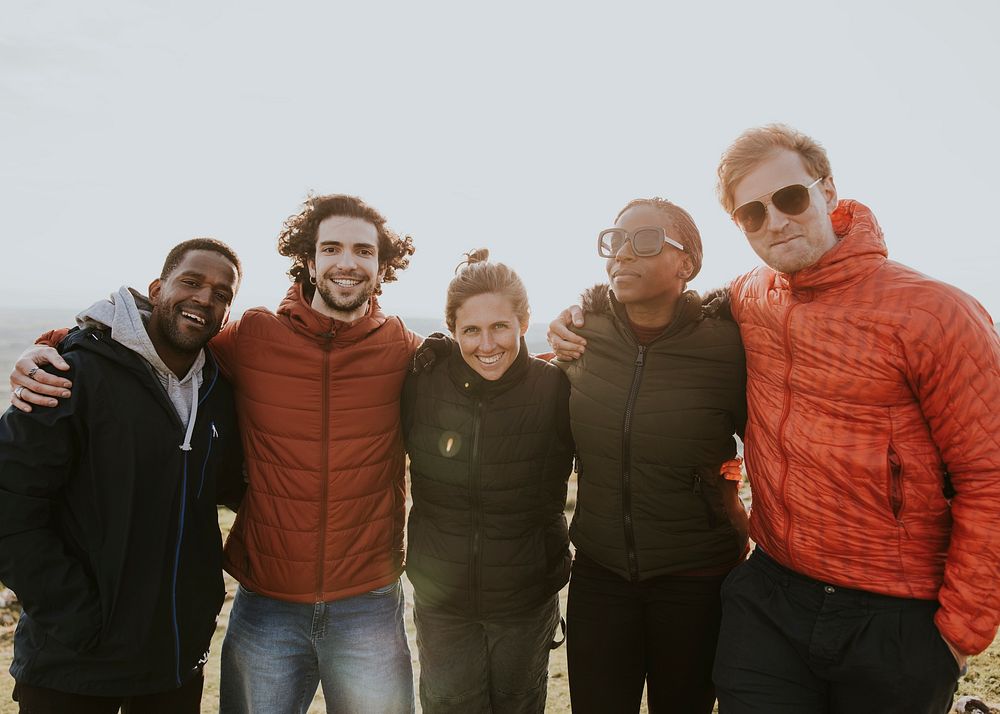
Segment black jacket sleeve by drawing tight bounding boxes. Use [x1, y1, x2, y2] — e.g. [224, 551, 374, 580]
[215, 429, 247, 513]
[0, 362, 102, 652]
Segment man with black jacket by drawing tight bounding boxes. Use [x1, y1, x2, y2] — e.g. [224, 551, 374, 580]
[0, 239, 245, 713]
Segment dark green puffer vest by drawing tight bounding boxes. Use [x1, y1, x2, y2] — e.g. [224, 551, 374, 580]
[557, 286, 747, 582]
[403, 338, 574, 616]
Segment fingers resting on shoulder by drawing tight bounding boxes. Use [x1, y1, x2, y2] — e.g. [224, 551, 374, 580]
[9, 346, 73, 413]
[547, 306, 588, 361]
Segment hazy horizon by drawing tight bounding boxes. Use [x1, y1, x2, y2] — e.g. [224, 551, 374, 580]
[3, 1, 997, 325]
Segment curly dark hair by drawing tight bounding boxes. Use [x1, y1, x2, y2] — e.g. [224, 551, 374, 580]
[276, 193, 415, 295]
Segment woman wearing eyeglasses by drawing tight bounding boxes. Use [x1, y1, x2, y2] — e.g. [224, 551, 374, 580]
[402, 250, 574, 714]
[554, 198, 748, 713]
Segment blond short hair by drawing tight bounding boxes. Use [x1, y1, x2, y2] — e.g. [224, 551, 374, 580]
[445, 249, 530, 334]
[716, 124, 832, 214]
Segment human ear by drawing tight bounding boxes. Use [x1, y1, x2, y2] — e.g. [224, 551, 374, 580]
[677, 257, 695, 281]
[148, 278, 162, 304]
[822, 176, 839, 213]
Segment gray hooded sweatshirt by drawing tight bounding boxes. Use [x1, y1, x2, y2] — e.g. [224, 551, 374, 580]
[76, 286, 205, 452]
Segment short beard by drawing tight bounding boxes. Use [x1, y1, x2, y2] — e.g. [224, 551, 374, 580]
[768, 242, 831, 274]
[156, 307, 220, 353]
[315, 279, 373, 316]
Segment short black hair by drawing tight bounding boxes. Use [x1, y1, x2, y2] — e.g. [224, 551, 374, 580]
[160, 238, 243, 285]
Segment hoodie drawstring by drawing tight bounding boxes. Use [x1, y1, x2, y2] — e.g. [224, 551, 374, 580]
[180, 378, 198, 451]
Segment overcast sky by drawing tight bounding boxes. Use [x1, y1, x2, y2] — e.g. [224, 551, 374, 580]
[2, 1, 997, 329]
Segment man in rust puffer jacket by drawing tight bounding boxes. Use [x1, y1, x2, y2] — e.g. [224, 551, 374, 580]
[711, 125, 1000, 714]
[213, 194, 421, 713]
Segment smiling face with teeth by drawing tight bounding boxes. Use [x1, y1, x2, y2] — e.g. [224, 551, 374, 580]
[307, 215, 383, 322]
[147, 248, 239, 376]
[453, 292, 528, 381]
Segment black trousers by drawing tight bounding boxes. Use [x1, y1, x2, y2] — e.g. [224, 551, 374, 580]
[12, 670, 203, 714]
[713, 548, 959, 714]
[567, 552, 727, 714]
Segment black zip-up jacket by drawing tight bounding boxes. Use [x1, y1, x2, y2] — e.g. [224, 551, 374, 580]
[557, 286, 747, 581]
[402, 337, 574, 617]
[0, 327, 244, 695]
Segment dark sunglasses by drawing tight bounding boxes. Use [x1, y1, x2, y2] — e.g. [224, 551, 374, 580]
[597, 226, 685, 258]
[731, 177, 824, 233]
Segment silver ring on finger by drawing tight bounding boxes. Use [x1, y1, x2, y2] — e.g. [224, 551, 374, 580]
[27, 367, 39, 379]
[13, 386, 25, 400]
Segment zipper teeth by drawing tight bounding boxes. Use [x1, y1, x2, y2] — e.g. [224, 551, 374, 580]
[778, 304, 798, 569]
[470, 399, 483, 615]
[171, 452, 189, 686]
[170, 368, 212, 684]
[317, 346, 331, 599]
[621, 345, 645, 582]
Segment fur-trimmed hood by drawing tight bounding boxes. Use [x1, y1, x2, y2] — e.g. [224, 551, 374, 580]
[579, 283, 707, 337]
[580, 283, 613, 314]
[581, 282, 731, 321]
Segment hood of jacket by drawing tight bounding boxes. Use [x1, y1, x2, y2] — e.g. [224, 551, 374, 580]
[784, 199, 888, 294]
[74, 286, 206, 449]
[580, 283, 704, 341]
[276, 283, 390, 346]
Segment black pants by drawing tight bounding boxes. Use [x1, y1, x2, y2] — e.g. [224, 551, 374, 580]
[567, 552, 727, 714]
[713, 548, 959, 714]
[12, 670, 203, 714]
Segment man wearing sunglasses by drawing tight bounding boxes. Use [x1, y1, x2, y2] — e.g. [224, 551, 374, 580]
[549, 124, 1000, 713]
[706, 125, 1000, 713]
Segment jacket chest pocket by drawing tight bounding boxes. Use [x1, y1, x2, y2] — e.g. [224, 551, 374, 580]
[887, 444, 904, 521]
[692, 469, 725, 528]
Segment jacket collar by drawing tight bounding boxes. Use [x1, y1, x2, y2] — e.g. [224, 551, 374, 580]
[447, 336, 530, 399]
[608, 288, 703, 343]
[783, 199, 888, 294]
[276, 283, 388, 345]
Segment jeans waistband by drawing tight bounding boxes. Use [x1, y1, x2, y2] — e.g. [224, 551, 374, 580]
[750, 548, 937, 611]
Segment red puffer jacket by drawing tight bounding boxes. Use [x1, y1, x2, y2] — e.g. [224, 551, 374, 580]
[214, 284, 420, 603]
[731, 200, 1000, 655]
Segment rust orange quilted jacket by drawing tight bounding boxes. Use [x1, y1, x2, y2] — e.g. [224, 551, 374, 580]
[214, 284, 419, 603]
[730, 200, 1000, 654]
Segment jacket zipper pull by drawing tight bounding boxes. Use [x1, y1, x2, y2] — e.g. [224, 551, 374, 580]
[693, 473, 702, 494]
[211, 422, 219, 438]
[635, 346, 645, 366]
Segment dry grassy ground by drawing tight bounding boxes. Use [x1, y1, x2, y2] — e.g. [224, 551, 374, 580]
[3, 499, 1000, 712]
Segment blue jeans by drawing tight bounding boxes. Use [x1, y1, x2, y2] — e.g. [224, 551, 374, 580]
[413, 593, 560, 714]
[219, 578, 414, 714]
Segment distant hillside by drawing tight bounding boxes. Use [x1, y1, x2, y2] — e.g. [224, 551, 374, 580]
[0, 309, 555, 403]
